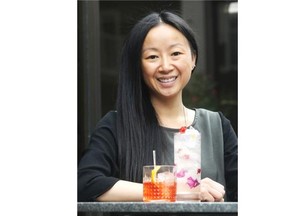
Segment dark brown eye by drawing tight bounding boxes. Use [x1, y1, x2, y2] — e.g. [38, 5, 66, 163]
[172, 52, 181, 56]
[147, 55, 158, 59]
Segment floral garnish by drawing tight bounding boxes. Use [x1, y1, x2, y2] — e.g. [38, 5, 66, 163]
[179, 126, 187, 133]
[176, 169, 186, 178]
[187, 176, 200, 188]
[197, 168, 201, 174]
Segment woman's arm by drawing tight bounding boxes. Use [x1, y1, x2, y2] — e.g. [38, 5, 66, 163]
[96, 180, 143, 202]
[78, 111, 121, 201]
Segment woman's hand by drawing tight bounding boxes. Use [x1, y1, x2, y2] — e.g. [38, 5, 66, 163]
[199, 177, 225, 202]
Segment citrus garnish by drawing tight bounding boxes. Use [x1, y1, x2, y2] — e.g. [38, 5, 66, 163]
[151, 165, 161, 183]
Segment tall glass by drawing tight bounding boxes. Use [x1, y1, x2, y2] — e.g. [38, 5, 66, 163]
[174, 127, 201, 201]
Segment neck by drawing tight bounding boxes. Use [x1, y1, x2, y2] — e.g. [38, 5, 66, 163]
[150, 95, 186, 129]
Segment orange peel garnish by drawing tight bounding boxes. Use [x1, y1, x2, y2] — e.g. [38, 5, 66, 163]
[151, 165, 161, 183]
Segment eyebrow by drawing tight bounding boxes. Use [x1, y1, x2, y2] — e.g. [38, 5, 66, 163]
[142, 43, 185, 53]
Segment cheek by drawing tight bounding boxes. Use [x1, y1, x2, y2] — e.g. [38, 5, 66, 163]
[177, 61, 193, 84]
[178, 60, 193, 75]
[141, 63, 155, 78]
[182, 68, 192, 84]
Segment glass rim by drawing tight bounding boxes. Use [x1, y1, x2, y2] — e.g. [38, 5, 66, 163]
[143, 165, 175, 168]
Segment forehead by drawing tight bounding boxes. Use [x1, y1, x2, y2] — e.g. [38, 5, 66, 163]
[143, 23, 189, 48]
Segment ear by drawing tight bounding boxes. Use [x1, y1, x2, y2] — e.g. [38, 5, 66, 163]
[192, 65, 196, 71]
[191, 54, 197, 73]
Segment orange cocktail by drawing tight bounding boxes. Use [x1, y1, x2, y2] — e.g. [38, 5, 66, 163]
[143, 165, 176, 202]
[143, 181, 176, 202]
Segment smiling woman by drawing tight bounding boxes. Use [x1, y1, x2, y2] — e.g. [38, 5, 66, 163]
[78, 0, 238, 159]
[141, 23, 196, 100]
[78, 10, 238, 203]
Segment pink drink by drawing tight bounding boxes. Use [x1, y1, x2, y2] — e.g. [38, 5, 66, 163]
[174, 127, 201, 201]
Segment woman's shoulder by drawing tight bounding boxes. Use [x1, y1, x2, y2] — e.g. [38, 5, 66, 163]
[195, 108, 219, 115]
[194, 108, 221, 122]
[194, 108, 234, 134]
[95, 110, 117, 130]
[102, 110, 117, 120]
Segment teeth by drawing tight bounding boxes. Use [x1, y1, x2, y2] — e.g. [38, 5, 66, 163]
[158, 77, 176, 83]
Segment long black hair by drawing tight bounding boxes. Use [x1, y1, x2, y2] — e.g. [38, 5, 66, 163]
[117, 11, 198, 182]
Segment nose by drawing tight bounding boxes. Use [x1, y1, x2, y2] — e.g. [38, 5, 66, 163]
[159, 56, 173, 73]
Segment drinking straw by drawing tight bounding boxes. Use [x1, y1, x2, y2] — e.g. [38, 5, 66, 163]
[151, 150, 160, 183]
[153, 150, 156, 168]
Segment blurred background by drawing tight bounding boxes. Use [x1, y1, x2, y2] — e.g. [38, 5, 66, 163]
[78, 0, 238, 161]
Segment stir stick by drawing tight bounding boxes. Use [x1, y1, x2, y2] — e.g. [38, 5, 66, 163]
[153, 150, 156, 169]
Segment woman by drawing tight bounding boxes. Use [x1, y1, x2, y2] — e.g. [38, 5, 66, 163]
[78, 11, 238, 202]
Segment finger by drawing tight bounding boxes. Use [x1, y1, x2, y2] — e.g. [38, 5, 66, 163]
[202, 178, 225, 191]
[200, 190, 224, 202]
[199, 185, 215, 202]
[215, 197, 224, 202]
[200, 193, 215, 202]
[207, 186, 225, 201]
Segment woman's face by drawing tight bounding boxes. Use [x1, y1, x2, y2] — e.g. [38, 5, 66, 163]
[141, 23, 196, 100]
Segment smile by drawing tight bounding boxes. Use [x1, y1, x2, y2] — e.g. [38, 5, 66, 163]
[157, 76, 177, 83]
